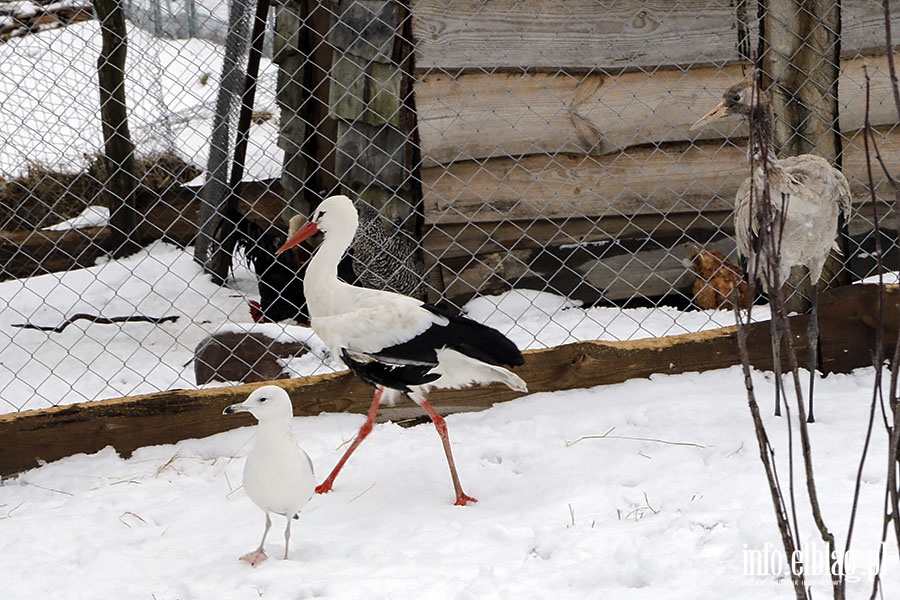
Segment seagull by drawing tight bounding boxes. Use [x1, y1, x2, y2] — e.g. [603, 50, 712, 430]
[223, 385, 315, 565]
[276, 194, 528, 506]
[691, 74, 851, 422]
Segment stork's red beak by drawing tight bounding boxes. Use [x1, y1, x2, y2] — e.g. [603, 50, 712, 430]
[276, 221, 319, 254]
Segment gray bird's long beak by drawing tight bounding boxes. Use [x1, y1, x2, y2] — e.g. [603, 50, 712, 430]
[223, 402, 249, 415]
[690, 101, 730, 130]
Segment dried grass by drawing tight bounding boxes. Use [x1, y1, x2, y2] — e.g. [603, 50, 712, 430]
[0, 152, 200, 232]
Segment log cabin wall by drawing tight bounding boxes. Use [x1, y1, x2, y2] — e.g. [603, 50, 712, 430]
[399, 0, 900, 307]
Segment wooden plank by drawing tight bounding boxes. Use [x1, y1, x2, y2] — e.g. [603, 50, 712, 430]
[0, 197, 199, 281]
[424, 213, 892, 306]
[421, 126, 900, 225]
[422, 141, 741, 225]
[328, 0, 416, 219]
[0, 315, 812, 477]
[421, 212, 732, 260]
[327, 0, 399, 62]
[433, 238, 742, 306]
[0, 180, 285, 282]
[819, 284, 900, 374]
[410, 0, 896, 72]
[411, 0, 759, 71]
[416, 56, 899, 167]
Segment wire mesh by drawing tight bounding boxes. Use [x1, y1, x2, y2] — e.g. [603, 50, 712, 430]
[0, 0, 897, 413]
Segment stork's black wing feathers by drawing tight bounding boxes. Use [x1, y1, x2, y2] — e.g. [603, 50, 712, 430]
[341, 349, 441, 393]
[373, 303, 524, 368]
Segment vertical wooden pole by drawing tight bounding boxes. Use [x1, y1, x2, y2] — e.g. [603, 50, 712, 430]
[759, 0, 845, 311]
[273, 0, 337, 225]
[327, 0, 413, 222]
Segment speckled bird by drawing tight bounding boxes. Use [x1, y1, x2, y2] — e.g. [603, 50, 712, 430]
[228, 202, 426, 325]
[692, 75, 851, 422]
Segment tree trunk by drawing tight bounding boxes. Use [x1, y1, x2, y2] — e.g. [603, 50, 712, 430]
[95, 0, 141, 258]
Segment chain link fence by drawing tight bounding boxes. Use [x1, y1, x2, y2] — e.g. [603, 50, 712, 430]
[0, 0, 897, 413]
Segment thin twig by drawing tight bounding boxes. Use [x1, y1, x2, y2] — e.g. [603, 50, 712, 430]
[12, 313, 179, 333]
[845, 67, 885, 600]
[566, 429, 705, 449]
[742, 67, 808, 599]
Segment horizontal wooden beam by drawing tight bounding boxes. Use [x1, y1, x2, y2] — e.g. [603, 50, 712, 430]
[0, 180, 286, 282]
[411, 0, 757, 71]
[411, 0, 894, 72]
[421, 212, 732, 261]
[421, 125, 900, 226]
[0, 314, 812, 477]
[421, 140, 740, 225]
[416, 56, 899, 167]
[424, 215, 894, 306]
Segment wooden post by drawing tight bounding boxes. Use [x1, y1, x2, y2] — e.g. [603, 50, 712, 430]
[273, 0, 337, 225]
[327, 0, 413, 222]
[194, 0, 253, 282]
[95, 0, 141, 258]
[759, 0, 845, 311]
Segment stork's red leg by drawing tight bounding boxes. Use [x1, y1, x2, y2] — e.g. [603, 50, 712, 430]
[418, 399, 477, 506]
[316, 386, 385, 494]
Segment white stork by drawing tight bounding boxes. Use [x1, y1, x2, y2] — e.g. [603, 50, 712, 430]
[691, 75, 851, 422]
[276, 195, 527, 505]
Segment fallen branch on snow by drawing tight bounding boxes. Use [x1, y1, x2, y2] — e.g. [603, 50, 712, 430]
[12, 313, 179, 333]
[566, 427, 705, 449]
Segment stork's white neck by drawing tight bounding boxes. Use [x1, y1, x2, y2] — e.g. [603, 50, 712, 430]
[303, 216, 357, 318]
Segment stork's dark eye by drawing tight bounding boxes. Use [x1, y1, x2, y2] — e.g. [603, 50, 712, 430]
[259, 397, 267, 403]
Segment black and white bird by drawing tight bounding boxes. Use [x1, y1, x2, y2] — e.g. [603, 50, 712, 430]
[691, 74, 851, 422]
[223, 385, 315, 566]
[225, 203, 425, 324]
[224, 207, 322, 324]
[276, 194, 528, 506]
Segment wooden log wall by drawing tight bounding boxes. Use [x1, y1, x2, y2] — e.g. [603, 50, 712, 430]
[328, 0, 416, 223]
[409, 0, 900, 305]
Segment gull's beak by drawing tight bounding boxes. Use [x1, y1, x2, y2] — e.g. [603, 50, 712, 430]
[223, 402, 249, 415]
[690, 101, 731, 131]
[276, 221, 319, 255]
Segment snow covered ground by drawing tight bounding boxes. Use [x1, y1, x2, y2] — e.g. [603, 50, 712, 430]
[0, 237, 754, 413]
[0, 231, 895, 598]
[0, 238, 898, 598]
[2, 362, 898, 598]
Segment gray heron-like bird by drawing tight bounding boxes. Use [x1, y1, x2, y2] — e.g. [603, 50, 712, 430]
[691, 75, 851, 422]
